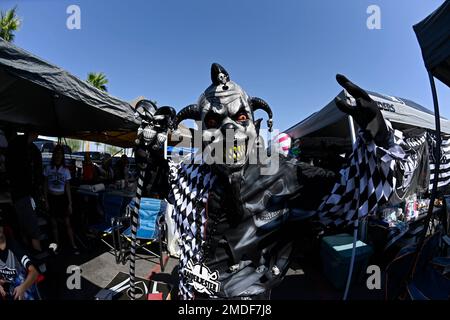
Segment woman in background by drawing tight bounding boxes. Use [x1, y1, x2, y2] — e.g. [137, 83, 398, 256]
[44, 145, 79, 255]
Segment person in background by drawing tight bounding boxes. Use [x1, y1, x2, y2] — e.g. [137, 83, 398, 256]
[113, 154, 129, 187]
[81, 152, 98, 184]
[43, 145, 79, 255]
[5, 131, 43, 253]
[98, 155, 114, 184]
[0, 220, 40, 300]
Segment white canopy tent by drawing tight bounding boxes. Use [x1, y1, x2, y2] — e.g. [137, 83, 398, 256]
[285, 90, 450, 157]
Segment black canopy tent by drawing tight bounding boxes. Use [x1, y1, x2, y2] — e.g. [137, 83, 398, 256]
[401, 0, 450, 296]
[0, 38, 139, 147]
[414, 0, 450, 88]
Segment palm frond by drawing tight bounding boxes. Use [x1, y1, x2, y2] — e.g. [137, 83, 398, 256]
[0, 6, 21, 42]
[86, 72, 109, 92]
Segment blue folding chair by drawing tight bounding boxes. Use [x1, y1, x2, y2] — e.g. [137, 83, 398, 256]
[89, 194, 129, 263]
[117, 197, 165, 265]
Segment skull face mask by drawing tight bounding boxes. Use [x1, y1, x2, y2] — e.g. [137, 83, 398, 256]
[176, 63, 273, 172]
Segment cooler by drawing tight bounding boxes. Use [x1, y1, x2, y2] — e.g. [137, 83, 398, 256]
[320, 233, 373, 290]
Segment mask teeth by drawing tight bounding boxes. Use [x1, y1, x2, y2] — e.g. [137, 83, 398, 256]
[143, 127, 156, 142]
[224, 143, 246, 163]
[156, 132, 166, 146]
[233, 144, 246, 162]
[228, 146, 233, 162]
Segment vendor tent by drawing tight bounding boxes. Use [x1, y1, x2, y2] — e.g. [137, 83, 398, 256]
[413, 0, 450, 87]
[0, 38, 139, 147]
[286, 89, 450, 143]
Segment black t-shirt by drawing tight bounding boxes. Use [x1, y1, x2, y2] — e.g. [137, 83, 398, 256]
[5, 136, 43, 200]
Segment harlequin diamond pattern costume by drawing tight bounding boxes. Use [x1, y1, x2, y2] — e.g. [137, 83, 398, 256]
[136, 63, 430, 300]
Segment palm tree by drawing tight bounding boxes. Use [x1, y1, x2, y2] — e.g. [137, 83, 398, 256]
[87, 72, 108, 92]
[0, 7, 21, 42]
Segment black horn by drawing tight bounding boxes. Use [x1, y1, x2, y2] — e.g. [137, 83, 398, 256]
[134, 99, 157, 119]
[250, 97, 273, 131]
[155, 106, 176, 117]
[175, 104, 202, 127]
[155, 106, 177, 129]
[211, 63, 230, 86]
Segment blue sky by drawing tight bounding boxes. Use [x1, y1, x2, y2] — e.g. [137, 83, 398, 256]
[2, 0, 449, 132]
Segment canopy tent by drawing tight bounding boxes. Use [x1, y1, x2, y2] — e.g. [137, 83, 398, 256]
[284, 90, 450, 157]
[0, 38, 139, 147]
[413, 0, 450, 87]
[399, 1, 450, 292]
[286, 89, 450, 139]
[66, 131, 138, 149]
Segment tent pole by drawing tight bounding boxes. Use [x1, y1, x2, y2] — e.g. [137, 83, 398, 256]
[343, 115, 359, 300]
[343, 220, 358, 300]
[348, 115, 357, 144]
[406, 73, 442, 285]
[164, 136, 168, 160]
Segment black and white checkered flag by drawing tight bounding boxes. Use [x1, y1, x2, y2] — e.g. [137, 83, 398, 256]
[317, 121, 430, 226]
[168, 157, 216, 300]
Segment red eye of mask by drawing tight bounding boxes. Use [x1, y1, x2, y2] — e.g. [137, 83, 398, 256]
[205, 115, 219, 129]
[235, 113, 249, 122]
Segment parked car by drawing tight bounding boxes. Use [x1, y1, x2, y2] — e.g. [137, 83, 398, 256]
[34, 139, 72, 155]
[72, 151, 111, 164]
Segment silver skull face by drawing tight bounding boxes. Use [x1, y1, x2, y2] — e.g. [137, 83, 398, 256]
[175, 63, 273, 172]
[199, 81, 258, 171]
[217, 72, 227, 84]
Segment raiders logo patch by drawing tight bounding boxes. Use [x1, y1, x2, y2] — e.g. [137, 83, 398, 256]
[183, 259, 220, 295]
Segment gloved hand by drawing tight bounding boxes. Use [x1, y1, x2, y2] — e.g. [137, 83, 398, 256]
[335, 74, 390, 148]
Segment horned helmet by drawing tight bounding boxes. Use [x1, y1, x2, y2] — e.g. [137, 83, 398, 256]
[176, 63, 273, 171]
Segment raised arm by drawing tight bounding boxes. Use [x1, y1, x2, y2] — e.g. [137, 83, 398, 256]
[314, 75, 419, 226]
[290, 75, 395, 226]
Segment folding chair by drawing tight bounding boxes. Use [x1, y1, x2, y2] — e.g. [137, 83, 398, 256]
[385, 231, 450, 300]
[117, 197, 165, 265]
[89, 194, 128, 263]
[405, 231, 450, 300]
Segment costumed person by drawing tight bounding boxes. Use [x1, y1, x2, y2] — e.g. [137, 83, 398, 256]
[135, 63, 423, 300]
